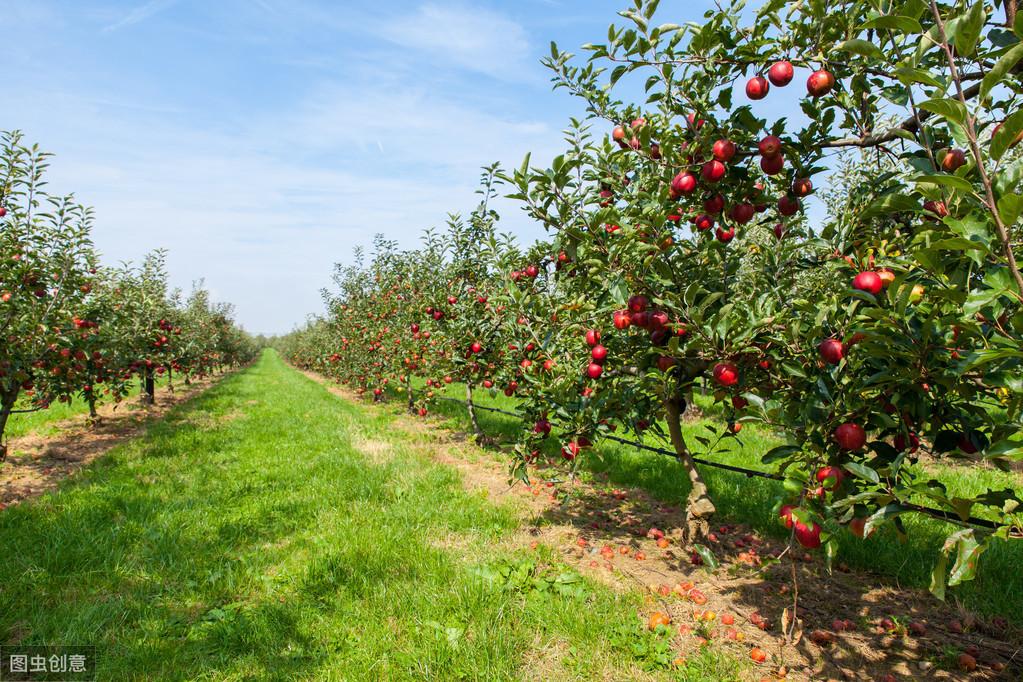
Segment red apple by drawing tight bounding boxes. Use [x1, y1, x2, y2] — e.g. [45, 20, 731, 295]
[806, 69, 835, 97]
[893, 432, 920, 453]
[819, 338, 844, 364]
[768, 60, 794, 86]
[794, 520, 822, 548]
[703, 194, 725, 214]
[778, 195, 800, 216]
[694, 214, 715, 231]
[628, 295, 649, 313]
[815, 465, 844, 491]
[746, 75, 770, 100]
[716, 226, 735, 243]
[712, 139, 736, 162]
[791, 177, 812, 196]
[591, 345, 608, 363]
[852, 271, 883, 295]
[701, 159, 727, 183]
[730, 203, 755, 224]
[834, 423, 866, 450]
[671, 171, 697, 195]
[562, 441, 581, 460]
[712, 362, 739, 386]
[923, 200, 949, 218]
[957, 433, 980, 454]
[779, 504, 796, 529]
[849, 517, 868, 538]
[586, 362, 603, 379]
[613, 310, 631, 329]
[940, 148, 967, 172]
[585, 329, 601, 346]
[758, 135, 782, 158]
[760, 154, 785, 175]
[470, 341, 483, 354]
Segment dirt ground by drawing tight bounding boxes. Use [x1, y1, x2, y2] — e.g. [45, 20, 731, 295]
[301, 369, 1022, 682]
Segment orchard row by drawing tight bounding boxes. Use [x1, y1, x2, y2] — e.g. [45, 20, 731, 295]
[0, 131, 257, 457]
[280, 0, 1023, 600]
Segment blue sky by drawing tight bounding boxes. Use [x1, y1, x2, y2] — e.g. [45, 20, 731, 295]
[3, 0, 745, 334]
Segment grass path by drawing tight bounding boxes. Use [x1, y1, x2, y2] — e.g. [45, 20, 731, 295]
[0, 351, 742, 681]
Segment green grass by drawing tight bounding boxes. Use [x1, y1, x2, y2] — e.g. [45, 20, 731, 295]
[5, 373, 177, 440]
[405, 377, 1023, 624]
[0, 351, 745, 681]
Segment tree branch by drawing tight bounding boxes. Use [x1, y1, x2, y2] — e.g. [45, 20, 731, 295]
[929, 0, 1023, 300]
[822, 81, 983, 148]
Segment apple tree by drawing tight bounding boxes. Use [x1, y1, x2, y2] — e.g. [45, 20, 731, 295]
[500, 0, 1022, 589]
[0, 131, 99, 458]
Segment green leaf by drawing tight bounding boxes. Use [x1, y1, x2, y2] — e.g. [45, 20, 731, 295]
[912, 174, 974, 192]
[860, 15, 923, 34]
[929, 237, 988, 251]
[915, 24, 942, 64]
[991, 109, 1023, 161]
[981, 43, 1023, 100]
[944, 528, 986, 587]
[954, 2, 986, 56]
[998, 193, 1023, 227]
[918, 97, 968, 125]
[761, 444, 800, 464]
[963, 288, 1002, 316]
[835, 38, 884, 59]
[862, 192, 921, 218]
[893, 66, 944, 88]
[692, 543, 719, 570]
[843, 461, 880, 484]
[986, 436, 1023, 460]
[864, 503, 908, 536]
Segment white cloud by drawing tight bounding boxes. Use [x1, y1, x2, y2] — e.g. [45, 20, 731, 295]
[376, 3, 534, 80]
[8, 74, 557, 334]
[103, 0, 180, 32]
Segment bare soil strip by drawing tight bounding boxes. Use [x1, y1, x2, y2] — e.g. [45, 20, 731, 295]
[0, 372, 231, 509]
[299, 369, 1021, 682]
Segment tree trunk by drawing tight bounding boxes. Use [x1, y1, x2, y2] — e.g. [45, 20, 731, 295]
[142, 368, 156, 405]
[0, 388, 21, 463]
[664, 397, 716, 542]
[1007, 0, 1017, 28]
[167, 366, 174, 393]
[87, 395, 99, 422]
[465, 381, 485, 443]
[406, 378, 415, 414]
